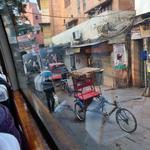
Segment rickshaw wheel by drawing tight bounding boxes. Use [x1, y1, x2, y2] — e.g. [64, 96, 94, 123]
[74, 101, 85, 121]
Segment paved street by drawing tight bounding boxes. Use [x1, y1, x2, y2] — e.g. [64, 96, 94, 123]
[29, 75, 150, 150]
[54, 87, 150, 150]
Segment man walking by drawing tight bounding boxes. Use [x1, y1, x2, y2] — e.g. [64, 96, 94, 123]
[42, 77, 55, 112]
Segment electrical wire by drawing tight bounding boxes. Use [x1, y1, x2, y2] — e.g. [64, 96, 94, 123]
[19, 0, 136, 37]
[25, 6, 135, 19]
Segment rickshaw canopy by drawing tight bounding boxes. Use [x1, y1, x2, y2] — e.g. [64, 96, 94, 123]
[70, 67, 104, 77]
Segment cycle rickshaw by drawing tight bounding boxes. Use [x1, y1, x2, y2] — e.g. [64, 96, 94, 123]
[70, 67, 137, 133]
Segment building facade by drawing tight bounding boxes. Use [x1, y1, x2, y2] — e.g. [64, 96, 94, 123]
[25, 2, 44, 46]
[38, 0, 52, 46]
[51, 0, 135, 87]
[131, 12, 150, 89]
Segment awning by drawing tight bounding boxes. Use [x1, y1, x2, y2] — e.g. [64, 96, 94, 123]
[134, 17, 150, 26]
[71, 39, 107, 48]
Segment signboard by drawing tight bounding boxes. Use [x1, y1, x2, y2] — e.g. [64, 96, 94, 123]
[113, 44, 127, 69]
[131, 27, 142, 40]
[140, 24, 150, 38]
[140, 51, 148, 60]
[66, 48, 80, 55]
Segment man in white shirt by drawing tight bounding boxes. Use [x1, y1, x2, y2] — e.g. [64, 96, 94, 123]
[0, 72, 13, 110]
[0, 84, 9, 107]
[0, 71, 7, 82]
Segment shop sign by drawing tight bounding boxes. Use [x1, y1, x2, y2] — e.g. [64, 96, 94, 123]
[113, 44, 128, 69]
[140, 24, 150, 38]
[66, 48, 80, 55]
[131, 27, 142, 39]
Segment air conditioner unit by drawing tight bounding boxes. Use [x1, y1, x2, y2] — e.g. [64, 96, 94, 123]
[72, 30, 82, 40]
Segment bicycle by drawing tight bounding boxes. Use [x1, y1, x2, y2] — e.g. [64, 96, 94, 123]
[70, 67, 137, 133]
[92, 96, 137, 133]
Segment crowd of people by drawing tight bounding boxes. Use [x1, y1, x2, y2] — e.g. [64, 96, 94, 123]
[0, 70, 21, 150]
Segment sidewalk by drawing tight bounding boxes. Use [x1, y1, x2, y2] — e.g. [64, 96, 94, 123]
[99, 87, 150, 150]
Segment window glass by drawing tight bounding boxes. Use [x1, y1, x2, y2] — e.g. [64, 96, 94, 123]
[1, 0, 149, 149]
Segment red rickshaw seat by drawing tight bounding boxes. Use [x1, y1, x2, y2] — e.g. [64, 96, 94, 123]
[75, 90, 100, 101]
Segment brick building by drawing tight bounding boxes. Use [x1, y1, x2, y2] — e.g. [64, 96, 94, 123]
[51, 0, 135, 87]
[25, 2, 44, 45]
[49, 0, 135, 35]
[37, 0, 52, 46]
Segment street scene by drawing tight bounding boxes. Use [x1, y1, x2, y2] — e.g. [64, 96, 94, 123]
[30, 76, 150, 150]
[1, 0, 150, 149]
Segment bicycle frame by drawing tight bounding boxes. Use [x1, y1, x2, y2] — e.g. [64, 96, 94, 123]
[99, 96, 120, 117]
[107, 101, 118, 117]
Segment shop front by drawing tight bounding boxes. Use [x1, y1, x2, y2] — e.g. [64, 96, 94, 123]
[131, 20, 150, 87]
[84, 42, 113, 87]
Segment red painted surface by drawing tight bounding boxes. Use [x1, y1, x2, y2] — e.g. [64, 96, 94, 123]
[51, 75, 62, 80]
[75, 90, 100, 101]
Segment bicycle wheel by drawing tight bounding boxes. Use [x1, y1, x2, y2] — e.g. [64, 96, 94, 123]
[116, 108, 137, 133]
[74, 101, 85, 121]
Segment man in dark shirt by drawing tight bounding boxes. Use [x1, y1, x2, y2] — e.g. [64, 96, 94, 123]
[42, 78, 55, 112]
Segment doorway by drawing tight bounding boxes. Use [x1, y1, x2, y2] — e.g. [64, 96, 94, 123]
[70, 54, 76, 70]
